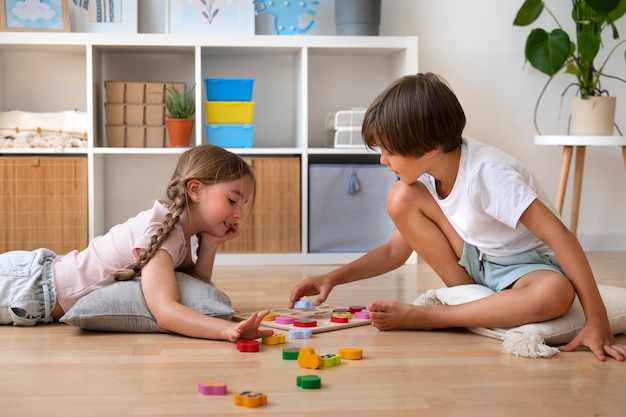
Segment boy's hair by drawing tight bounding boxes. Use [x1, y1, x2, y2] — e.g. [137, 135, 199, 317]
[114, 145, 255, 281]
[362, 72, 466, 157]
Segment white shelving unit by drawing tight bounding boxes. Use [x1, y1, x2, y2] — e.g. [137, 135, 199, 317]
[0, 33, 418, 265]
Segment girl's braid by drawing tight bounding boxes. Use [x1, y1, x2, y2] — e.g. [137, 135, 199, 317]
[113, 181, 187, 281]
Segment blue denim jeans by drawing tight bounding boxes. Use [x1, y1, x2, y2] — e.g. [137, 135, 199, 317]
[0, 249, 57, 325]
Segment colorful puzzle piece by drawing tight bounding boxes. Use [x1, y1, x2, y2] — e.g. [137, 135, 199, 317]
[233, 391, 267, 407]
[275, 316, 296, 324]
[288, 328, 312, 339]
[233, 304, 371, 334]
[355, 310, 370, 319]
[294, 300, 316, 310]
[338, 347, 363, 360]
[298, 346, 322, 369]
[321, 353, 341, 367]
[294, 318, 317, 328]
[282, 347, 301, 360]
[198, 379, 227, 395]
[236, 340, 260, 352]
[262, 313, 279, 321]
[330, 315, 349, 323]
[297, 375, 321, 389]
[261, 333, 286, 345]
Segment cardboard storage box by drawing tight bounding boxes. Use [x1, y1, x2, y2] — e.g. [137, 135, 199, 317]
[105, 104, 165, 125]
[106, 125, 166, 148]
[105, 81, 184, 104]
[308, 164, 398, 252]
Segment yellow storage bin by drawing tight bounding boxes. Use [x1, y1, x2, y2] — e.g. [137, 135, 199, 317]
[205, 101, 254, 124]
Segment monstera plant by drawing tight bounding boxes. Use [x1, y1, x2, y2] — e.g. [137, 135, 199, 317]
[514, 0, 626, 134]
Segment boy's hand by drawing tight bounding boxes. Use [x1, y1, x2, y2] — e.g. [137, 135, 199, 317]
[289, 276, 333, 308]
[559, 322, 626, 361]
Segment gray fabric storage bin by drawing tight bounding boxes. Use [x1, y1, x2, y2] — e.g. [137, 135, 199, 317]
[308, 164, 397, 252]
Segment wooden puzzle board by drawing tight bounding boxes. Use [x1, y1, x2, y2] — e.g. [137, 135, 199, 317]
[232, 304, 371, 333]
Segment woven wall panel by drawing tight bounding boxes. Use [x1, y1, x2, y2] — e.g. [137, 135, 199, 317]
[220, 157, 300, 253]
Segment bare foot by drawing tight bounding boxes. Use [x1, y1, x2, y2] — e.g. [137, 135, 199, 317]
[368, 300, 434, 331]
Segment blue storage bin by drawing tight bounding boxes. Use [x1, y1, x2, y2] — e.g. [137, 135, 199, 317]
[204, 78, 254, 101]
[205, 124, 254, 148]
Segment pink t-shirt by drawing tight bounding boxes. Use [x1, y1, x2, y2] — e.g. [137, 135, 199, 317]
[52, 200, 189, 312]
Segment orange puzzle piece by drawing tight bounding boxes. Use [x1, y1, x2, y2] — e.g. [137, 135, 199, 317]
[297, 346, 322, 369]
[338, 347, 363, 360]
[233, 391, 268, 407]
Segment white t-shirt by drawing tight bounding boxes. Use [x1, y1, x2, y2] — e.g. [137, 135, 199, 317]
[53, 200, 189, 312]
[418, 137, 558, 257]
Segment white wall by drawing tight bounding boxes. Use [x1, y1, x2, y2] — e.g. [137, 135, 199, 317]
[138, 0, 626, 250]
[378, 1, 626, 251]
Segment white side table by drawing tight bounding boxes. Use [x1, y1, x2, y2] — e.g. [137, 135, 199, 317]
[534, 135, 626, 235]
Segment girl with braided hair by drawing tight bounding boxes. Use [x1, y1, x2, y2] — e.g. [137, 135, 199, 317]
[0, 144, 274, 342]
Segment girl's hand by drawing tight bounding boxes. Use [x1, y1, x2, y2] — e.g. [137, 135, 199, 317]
[200, 224, 240, 248]
[559, 321, 626, 361]
[225, 310, 274, 342]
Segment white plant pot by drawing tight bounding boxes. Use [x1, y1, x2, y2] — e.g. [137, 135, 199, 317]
[569, 96, 616, 136]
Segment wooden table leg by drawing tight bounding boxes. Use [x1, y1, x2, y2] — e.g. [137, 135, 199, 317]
[570, 146, 586, 235]
[622, 146, 626, 170]
[555, 146, 574, 215]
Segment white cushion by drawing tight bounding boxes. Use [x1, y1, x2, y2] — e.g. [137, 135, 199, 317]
[60, 272, 234, 333]
[413, 284, 626, 358]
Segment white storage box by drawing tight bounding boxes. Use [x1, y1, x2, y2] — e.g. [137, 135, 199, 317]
[333, 108, 367, 148]
[334, 129, 364, 148]
[308, 164, 397, 252]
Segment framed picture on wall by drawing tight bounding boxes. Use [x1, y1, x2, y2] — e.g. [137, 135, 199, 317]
[0, 0, 70, 32]
[168, 0, 255, 35]
[69, 0, 137, 33]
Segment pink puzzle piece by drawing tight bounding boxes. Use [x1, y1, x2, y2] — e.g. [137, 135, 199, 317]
[198, 379, 227, 395]
[275, 316, 296, 324]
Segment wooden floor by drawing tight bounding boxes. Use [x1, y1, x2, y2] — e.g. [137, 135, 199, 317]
[2, 252, 625, 417]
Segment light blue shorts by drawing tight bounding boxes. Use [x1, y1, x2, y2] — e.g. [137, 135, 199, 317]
[0, 249, 57, 325]
[458, 242, 563, 292]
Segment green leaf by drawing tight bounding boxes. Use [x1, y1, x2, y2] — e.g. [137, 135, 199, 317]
[564, 62, 579, 76]
[165, 83, 195, 119]
[607, 0, 626, 21]
[577, 32, 601, 65]
[525, 28, 571, 76]
[585, 0, 620, 16]
[607, 0, 626, 39]
[513, 0, 544, 26]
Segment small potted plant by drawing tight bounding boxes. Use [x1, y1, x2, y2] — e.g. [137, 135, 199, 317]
[514, 0, 626, 135]
[165, 83, 195, 147]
